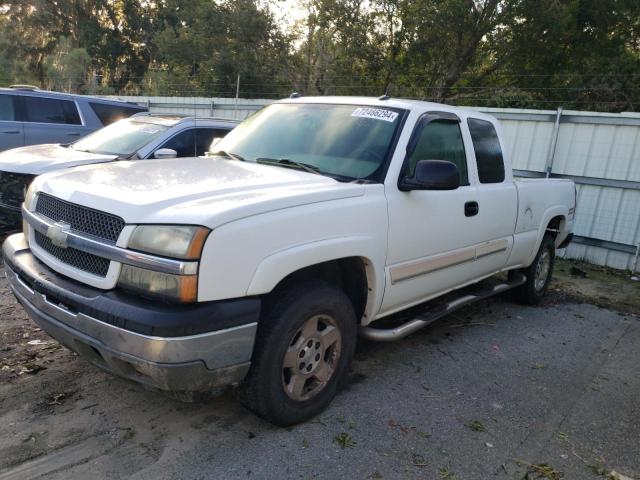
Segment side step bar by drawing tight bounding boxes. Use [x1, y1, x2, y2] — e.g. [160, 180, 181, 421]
[360, 273, 527, 342]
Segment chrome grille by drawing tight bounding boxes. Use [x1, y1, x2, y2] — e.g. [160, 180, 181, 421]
[35, 193, 124, 243]
[34, 231, 110, 277]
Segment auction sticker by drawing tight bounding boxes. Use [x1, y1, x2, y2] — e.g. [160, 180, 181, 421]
[351, 107, 399, 123]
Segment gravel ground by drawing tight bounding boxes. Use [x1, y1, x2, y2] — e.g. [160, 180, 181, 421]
[0, 262, 639, 480]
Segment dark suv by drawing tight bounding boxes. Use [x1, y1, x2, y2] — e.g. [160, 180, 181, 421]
[0, 86, 146, 152]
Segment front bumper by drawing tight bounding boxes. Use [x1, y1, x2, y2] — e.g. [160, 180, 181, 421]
[2, 233, 260, 393]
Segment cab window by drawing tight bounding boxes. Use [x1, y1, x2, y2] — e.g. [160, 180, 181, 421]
[22, 96, 81, 125]
[468, 118, 505, 183]
[90, 102, 147, 126]
[407, 120, 468, 185]
[158, 128, 231, 157]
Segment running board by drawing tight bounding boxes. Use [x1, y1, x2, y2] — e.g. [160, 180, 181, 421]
[360, 273, 526, 342]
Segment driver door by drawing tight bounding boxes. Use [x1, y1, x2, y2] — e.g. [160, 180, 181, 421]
[381, 113, 490, 314]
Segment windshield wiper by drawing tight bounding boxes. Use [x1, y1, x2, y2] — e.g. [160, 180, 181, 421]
[256, 157, 322, 175]
[210, 150, 246, 162]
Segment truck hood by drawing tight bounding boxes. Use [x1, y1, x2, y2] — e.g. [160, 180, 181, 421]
[0, 144, 118, 175]
[33, 157, 365, 228]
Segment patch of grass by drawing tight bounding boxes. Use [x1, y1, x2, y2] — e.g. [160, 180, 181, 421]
[517, 461, 564, 480]
[553, 258, 640, 315]
[302, 438, 309, 449]
[438, 466, 459, 480]
[532, 363, 547, 370]
[334, 432, 356, 449]
[587, 462, 607, 476]
[411, 453, 428, 467]
[467, 420, 486, 432]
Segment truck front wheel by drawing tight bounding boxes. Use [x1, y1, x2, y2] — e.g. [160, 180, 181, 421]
[239, 281, 357, 426]
[512, 233, 556, 305]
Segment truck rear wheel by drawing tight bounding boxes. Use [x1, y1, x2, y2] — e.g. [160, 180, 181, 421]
[239, 281, 357, 426]
[512, 233, 555, 305]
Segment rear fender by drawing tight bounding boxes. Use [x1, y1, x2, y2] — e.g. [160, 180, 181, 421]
[526, 206, 569, 265]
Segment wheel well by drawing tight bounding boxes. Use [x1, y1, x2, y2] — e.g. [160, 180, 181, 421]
[546, 215, 565, 239]
[267, 257, 370, 322]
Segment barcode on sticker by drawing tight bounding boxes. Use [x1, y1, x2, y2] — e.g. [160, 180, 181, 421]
[351, 107, 399, 123]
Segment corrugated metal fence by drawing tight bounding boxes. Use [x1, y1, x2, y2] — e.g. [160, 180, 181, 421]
[116, 96, 640, 272]
[117, 96, 271, 121]
[484, 107, 640, 272]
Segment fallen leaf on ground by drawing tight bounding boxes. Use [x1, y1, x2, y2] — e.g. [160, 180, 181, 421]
[20, 363, 46, 375]
[467, 420, 486, 432]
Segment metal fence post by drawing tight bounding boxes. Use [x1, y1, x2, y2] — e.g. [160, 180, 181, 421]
[235, 75, 240, 119]
[544, 107, 563, 178]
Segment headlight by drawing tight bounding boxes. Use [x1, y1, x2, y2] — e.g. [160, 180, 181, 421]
[118, 264, 197, 303]
[128, 225, 209, 259]
[118, 224, 209, 302]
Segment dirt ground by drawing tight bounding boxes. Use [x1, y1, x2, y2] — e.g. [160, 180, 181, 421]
[0, 258, 639, 479]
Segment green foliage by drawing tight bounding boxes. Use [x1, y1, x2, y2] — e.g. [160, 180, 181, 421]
[333, 431, 356, 448]
[0, 0, 638, 110]
[466, 420, 486, 432]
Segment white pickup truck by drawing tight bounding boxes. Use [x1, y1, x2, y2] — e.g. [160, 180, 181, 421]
[3, 96, 575, 425]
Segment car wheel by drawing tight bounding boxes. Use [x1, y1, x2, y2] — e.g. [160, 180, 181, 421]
[512, 233, 556, 305]
[239, 280, 357, 426]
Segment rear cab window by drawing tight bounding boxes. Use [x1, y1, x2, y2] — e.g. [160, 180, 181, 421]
[90, 102, 146, 126]
[22, 96, 81, 125]
[467, 118, 505, 183]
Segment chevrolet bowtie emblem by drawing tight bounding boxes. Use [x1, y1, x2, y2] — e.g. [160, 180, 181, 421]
[47, 222, 70, 248]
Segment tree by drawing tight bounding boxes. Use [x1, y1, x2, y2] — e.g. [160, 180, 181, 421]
[0, 0, 638, 110]
[149, 0, 294, 97]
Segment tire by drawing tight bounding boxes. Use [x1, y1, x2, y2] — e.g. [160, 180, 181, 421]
[512, 233, 556, 305]
[238, 281, 357, 426]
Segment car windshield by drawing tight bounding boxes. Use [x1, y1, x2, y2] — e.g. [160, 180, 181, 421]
[211, 103, 405, 181]
[70, 118, 171, 156]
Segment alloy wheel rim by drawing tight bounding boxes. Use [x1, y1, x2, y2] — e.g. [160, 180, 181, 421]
[282, 314, 342, 401]
[534, 249, 551, 291]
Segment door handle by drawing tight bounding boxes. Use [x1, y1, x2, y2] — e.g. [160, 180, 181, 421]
[67, 132, 81, 137]
[1, 130, 19, 134]
[465, 201, 479, 217]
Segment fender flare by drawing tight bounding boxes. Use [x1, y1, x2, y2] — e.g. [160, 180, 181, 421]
[246, 235, 385, 322]
[526, 206, 568, 265]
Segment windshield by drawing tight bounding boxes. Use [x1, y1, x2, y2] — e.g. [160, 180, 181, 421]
[71, 118, 170, 156]
[212, 103, 405, 181]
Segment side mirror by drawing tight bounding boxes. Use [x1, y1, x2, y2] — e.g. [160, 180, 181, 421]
[154, 148, 178, 159]
[399, 160, 460, 191]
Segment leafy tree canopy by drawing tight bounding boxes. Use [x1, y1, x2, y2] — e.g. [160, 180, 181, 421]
[0, 0, 638, 111]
